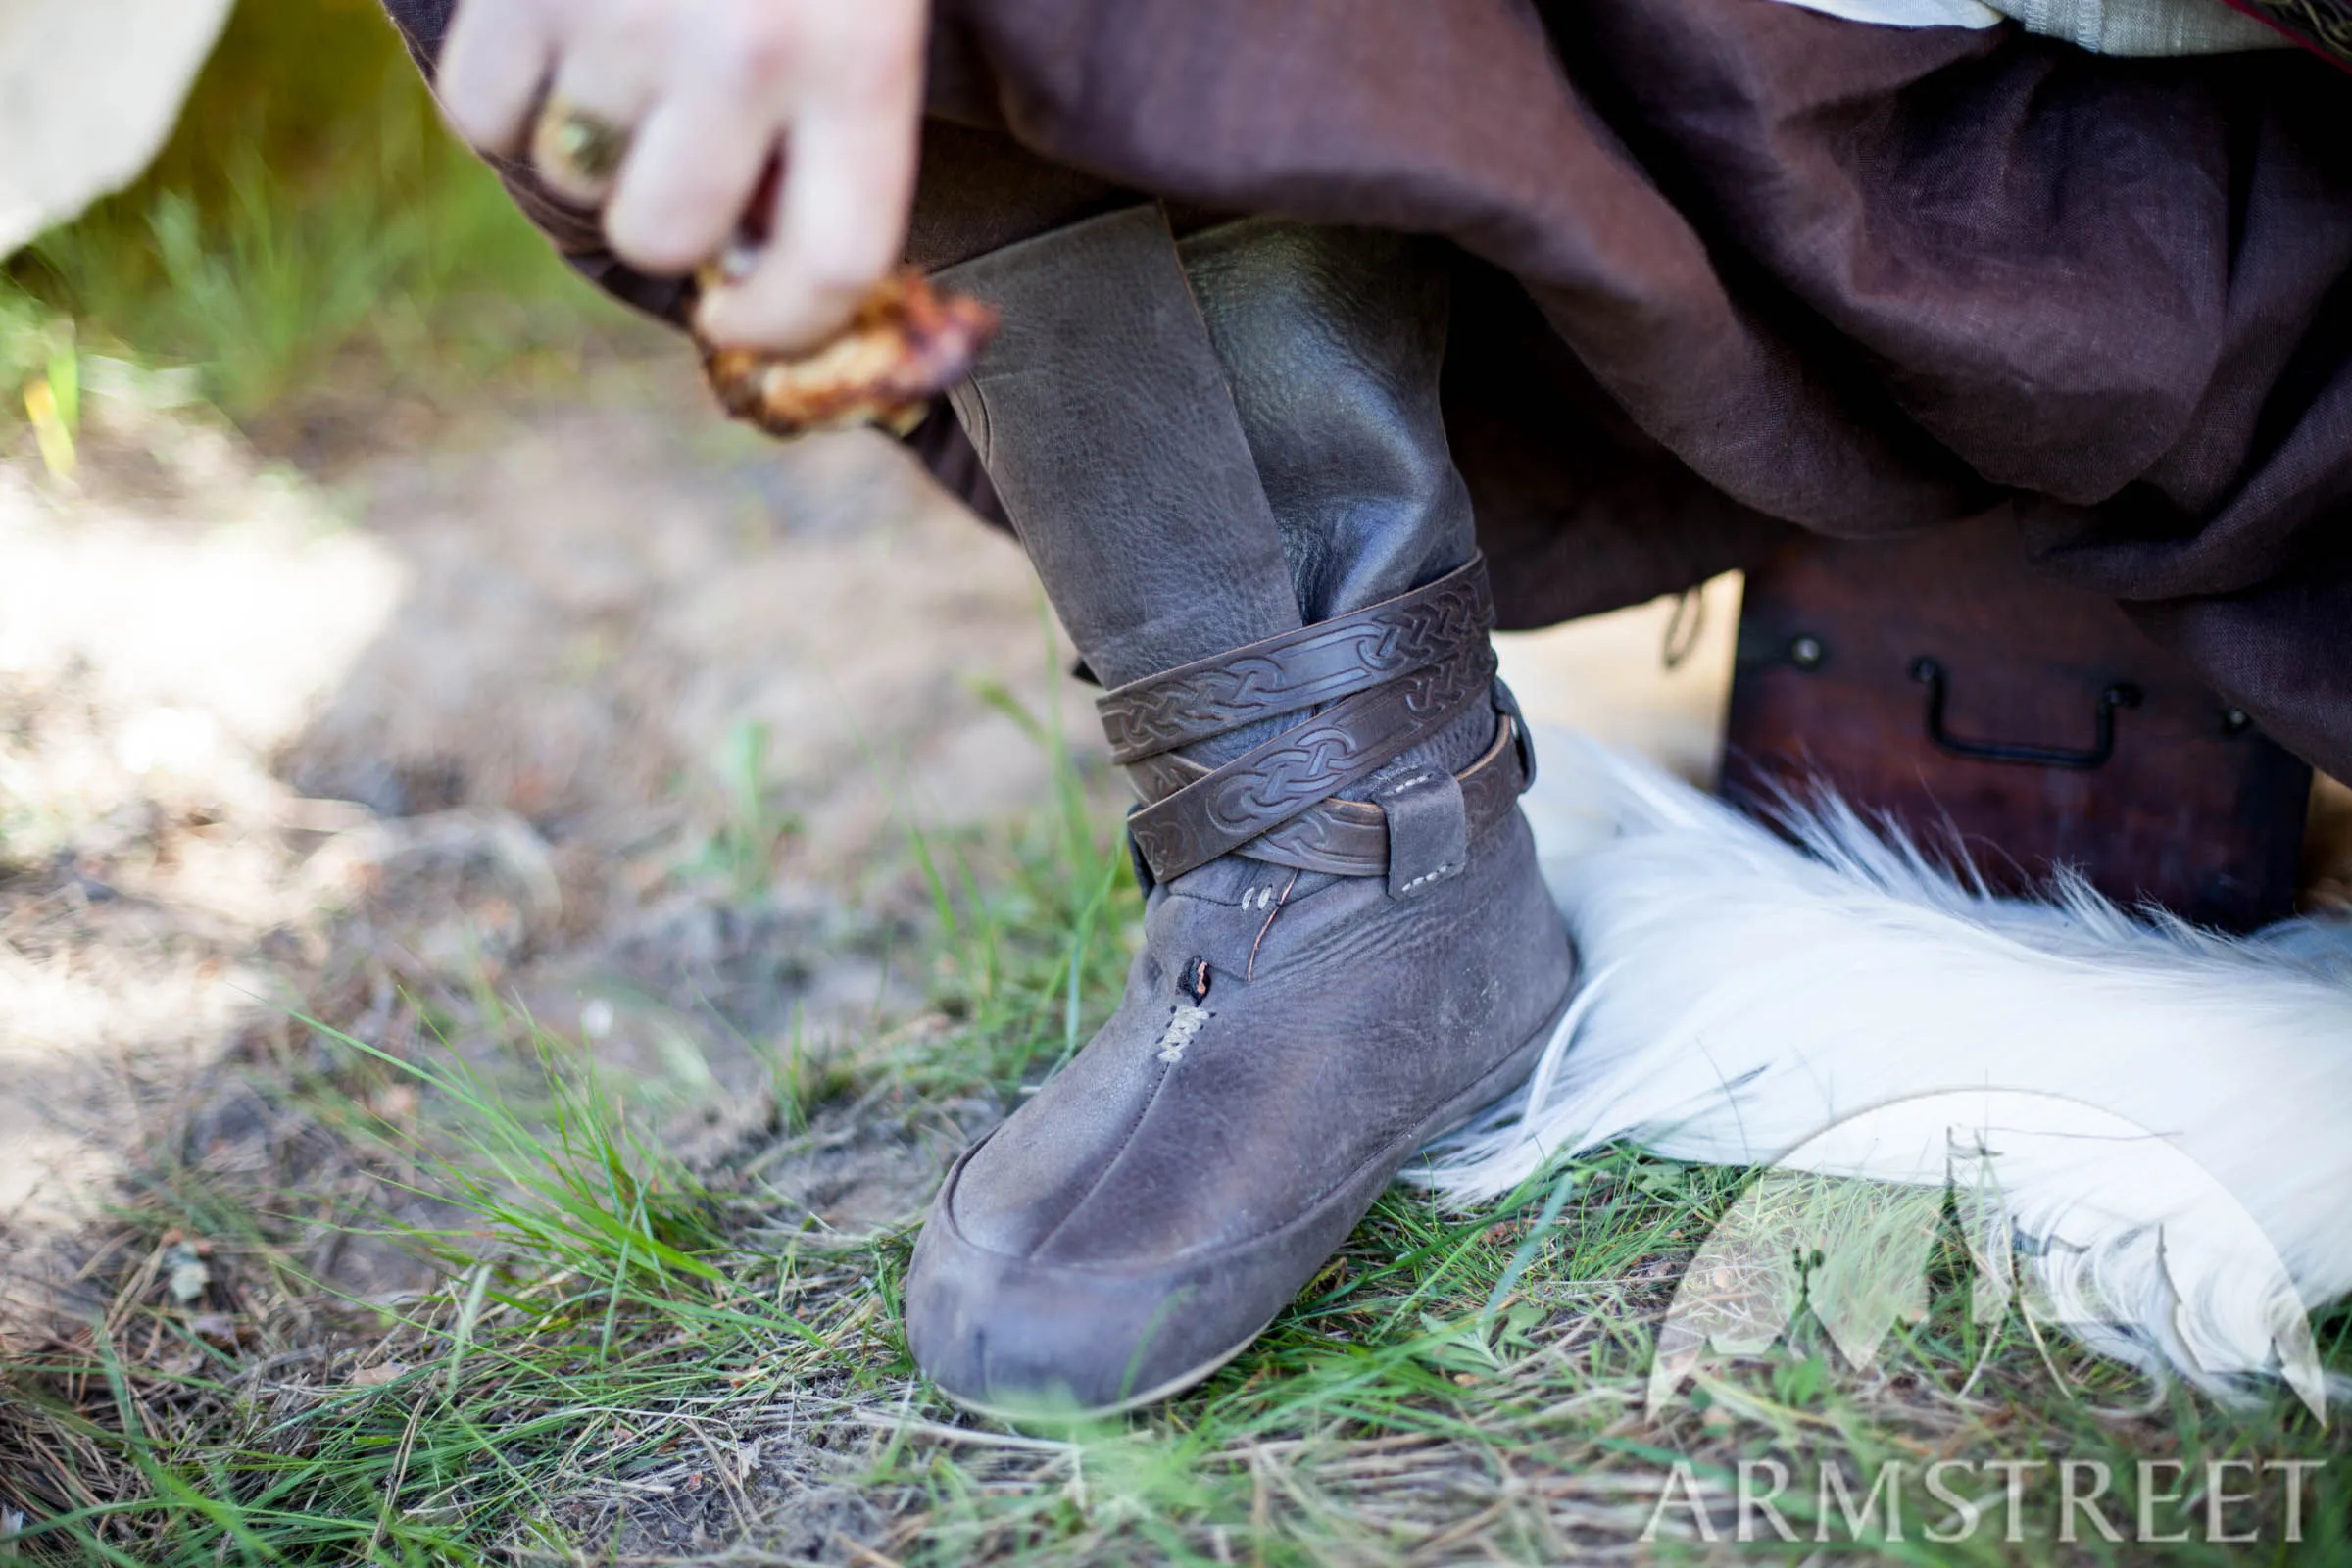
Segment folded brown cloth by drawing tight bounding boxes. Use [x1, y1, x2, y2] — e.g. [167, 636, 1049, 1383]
[384, 0, 2352, 781]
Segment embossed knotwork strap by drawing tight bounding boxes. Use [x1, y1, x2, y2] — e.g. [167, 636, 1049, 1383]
[1097, 555, 1494, 765]
[1123, 635, 1498, 881]
[1144, 711, 1531, 880]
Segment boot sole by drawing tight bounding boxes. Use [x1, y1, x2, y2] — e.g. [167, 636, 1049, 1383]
[931, 982, 1577, 1423]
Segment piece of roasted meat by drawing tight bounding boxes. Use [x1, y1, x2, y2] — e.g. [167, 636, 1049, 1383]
[698, 270, 999, 439]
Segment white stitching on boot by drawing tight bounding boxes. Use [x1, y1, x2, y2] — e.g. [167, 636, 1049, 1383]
[1155, 1004, 1211, 1064]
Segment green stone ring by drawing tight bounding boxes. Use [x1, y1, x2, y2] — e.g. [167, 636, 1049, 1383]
[530, 94, 632, 193]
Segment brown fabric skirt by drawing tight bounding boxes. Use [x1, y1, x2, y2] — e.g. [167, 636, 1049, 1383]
[381, 0, 2352, 779]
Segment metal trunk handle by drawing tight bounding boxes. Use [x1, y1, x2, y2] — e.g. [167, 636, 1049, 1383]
[1908, 657, 2141, 770]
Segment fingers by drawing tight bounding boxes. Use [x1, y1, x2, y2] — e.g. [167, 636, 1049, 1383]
[437, 0, 929, 343]
[436, 0, 555, 155]
[531, 6, 671, 205]
[695, 21, 923, 352]
[601, 91, 776, 276]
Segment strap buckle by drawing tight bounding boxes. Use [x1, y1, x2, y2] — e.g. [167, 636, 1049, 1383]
[1491, 677, 1537, 791]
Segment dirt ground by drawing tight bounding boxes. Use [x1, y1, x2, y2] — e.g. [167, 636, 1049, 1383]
[0, 353, 1086, 1290]
[6, 347, 2346, 1560]
[5, 336, 2344, 1255]
[0, 348, 1757, 1291]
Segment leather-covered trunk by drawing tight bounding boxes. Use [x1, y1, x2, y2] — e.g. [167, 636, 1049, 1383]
[1724, 514, 2312, 932]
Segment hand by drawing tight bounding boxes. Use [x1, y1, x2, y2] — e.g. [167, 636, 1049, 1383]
[435, 0, 928, 353]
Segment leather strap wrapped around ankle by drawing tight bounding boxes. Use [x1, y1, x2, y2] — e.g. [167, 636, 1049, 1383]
[1098, 557, 1494, 765]
[1141, 706, 1534, 883]
[1106, 555, 1527, 883]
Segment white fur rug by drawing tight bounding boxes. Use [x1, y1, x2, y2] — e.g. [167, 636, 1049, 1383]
[1416, 729, 2352, 1416]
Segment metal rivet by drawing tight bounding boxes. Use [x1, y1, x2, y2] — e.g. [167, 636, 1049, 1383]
[1788, 635, 1825, 670]
[2222, 708, 2252, 736]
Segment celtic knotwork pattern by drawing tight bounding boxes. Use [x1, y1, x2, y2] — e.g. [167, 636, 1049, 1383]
[1125, 640, 1497, 880]
[1132, 714, 1531, 878]
[1243, 802, 1387, 877]
[1241, 714, 1531, 875]
[1098, 558, 1494, 764]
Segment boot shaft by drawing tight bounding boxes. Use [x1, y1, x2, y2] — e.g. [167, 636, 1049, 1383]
[940, 205, 1518, 888]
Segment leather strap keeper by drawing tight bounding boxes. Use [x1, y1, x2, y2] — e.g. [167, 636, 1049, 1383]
[1109, 553, 1530, 885]
[1250, 710, 1528, 878]
[1137, 710, 1531, 883]
[1378, 765, 1471, 898]
[1124, 636, 1496, 880]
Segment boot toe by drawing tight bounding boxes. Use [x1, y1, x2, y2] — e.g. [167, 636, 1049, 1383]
[905, 1141, 1274, 1416]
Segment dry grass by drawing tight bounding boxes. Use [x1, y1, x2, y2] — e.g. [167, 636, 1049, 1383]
[4, 6, 2350, 1560]
[1, 324, 2346, 1568]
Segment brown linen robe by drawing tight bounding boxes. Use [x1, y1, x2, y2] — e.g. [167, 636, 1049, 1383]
[384, 0, 2352, 780]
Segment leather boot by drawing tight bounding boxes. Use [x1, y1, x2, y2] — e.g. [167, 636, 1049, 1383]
[905, 206, 1577, 1415]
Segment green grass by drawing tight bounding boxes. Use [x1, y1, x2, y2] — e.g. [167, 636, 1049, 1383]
[1, 23, 2345, 1548]
[1, 0, 630, 431]
[3, 727, 2345, 1565]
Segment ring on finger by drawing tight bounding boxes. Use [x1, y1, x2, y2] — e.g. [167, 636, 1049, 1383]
[531, 91, 634, 194]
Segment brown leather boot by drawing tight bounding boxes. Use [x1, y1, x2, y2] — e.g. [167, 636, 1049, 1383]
[904, 208, 1576, 1415]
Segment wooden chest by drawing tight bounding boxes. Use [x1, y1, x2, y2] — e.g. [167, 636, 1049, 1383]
[1723, 514, 2311, 932]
